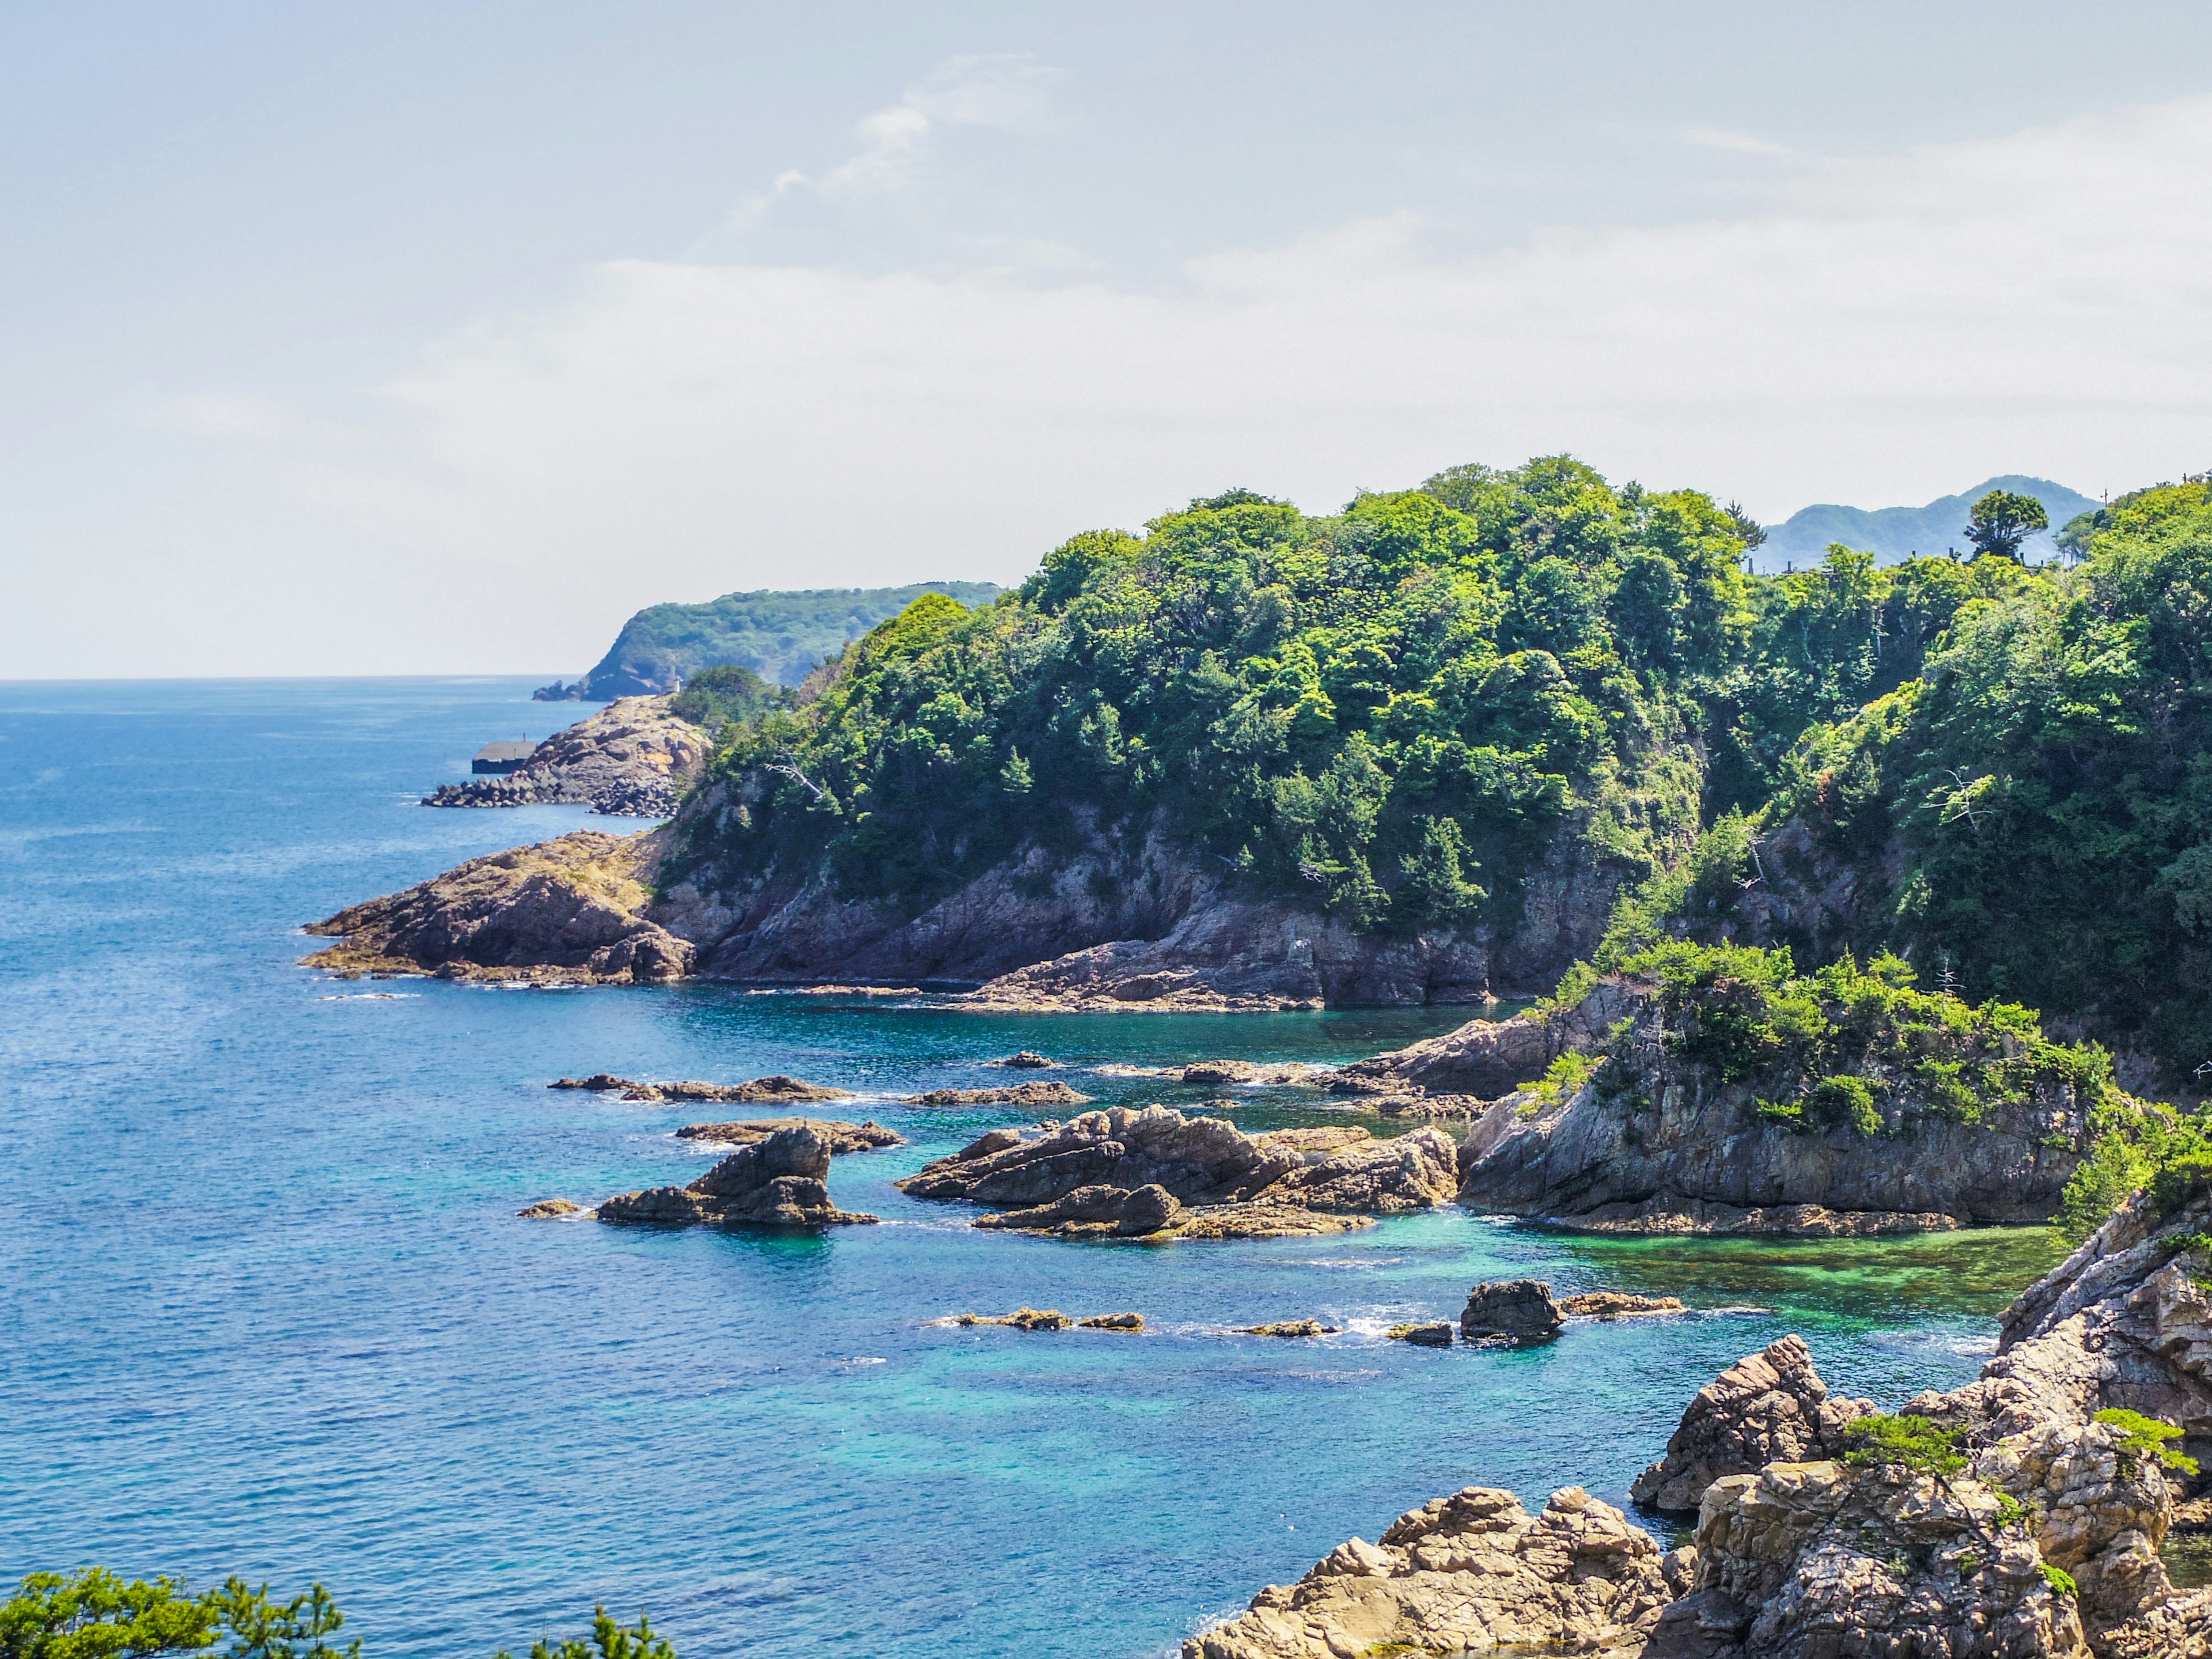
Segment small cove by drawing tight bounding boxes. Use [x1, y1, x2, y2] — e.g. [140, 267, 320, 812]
[0, 678, 2073, 1659]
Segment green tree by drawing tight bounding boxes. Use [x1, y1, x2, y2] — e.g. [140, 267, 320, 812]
[1964, 490, 2050, 561]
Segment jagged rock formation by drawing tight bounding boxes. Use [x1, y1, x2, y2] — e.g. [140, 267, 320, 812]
[1344, 976, 2093, 1234]
[596, 1124, 877, 1228]
[517, 1198, 580, 1218]
[1460, 1279, 1567, 1341]
[422, 697, 710, 816]
[904, 1082, 1093, 1107]
[1562, 1291, 1687, 1319]
[554, 1073, 850, 1103]
[1186, 1191, 2212, 1659]
[995, 1052, 1057, 1069]
[1242, 1320, 1337, 1338]
[673, 1118, 902, 1155]
[1186, 1486, 1677, 1658]
[1388, 1321, 1456, 1346]
[897, 1107, 1457, 1242]
[301, 831, 690, 984]
[1630, 1334, 1873, 1513]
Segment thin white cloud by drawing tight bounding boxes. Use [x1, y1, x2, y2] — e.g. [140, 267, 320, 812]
[749, 52, 1060, 221]
[1678, 126, 1804, 160]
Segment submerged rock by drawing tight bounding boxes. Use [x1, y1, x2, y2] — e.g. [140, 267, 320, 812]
[1628, 1334, 1873, 1514]
[956, 1307, 1073, 1331]
[1560, 1291, 1686, 1319]
[1185, 1486, 1671, 1659]
[904, 1081, 1094, 1107]
[674, 1117, 903, 1155]
[1243, 1320, 1338, 1338]
[1387, 1322, 1455, 1347]
[1460, 1279, 1566, 1341]
[596, 1124, 877, 1229]
[555, 1073, 850, 1104]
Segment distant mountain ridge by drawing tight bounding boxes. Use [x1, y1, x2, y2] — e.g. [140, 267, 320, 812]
[1758, 475, 2099, 569]
[539, 581, 1004, 699]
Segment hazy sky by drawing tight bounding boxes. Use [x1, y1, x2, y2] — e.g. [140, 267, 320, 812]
[12, 2, 2212, 677]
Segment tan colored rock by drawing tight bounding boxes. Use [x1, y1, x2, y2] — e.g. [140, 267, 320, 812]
[517, 1198, 581, 1218]
[1241, 1320, 1338, 1338]
[1387, 1322, 1455, 1347]
[904, 1081, 1093, 1107]
[1561, 1291, 1685, 1318]
[1078, 1312, 1144, 1331]
[422, 695, 710, 816]
[564, 1073, 849, 1104]
[1185, 1486, 1670, 1659]
[1629, 1335, 1873, 1514]
[955, 1308, 1073, 1331]
[302, 830, 688, 984]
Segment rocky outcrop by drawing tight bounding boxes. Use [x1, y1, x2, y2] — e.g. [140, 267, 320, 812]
[1360, 978, 2095, 1233]
[1242, 1320, 1338, 1338]
[555, 1073, 850, 1103]
[1630, 1335, 1873, 1514]
[1186, 1486, 1675, 1659]
[596, 1124, 877, 1228]
[896, 1107, 1456, 1242]
[995, 1051, 1057, 1069]
[517, 1198, 581, 1218]
[302, 831, 690, 984]
[1562, 1291, 1686, 1319]
[1460, 1279, 1567, 1341]
[904, 1082, 1094, 1107]
[673, 1117, 902, 1154]
[423, 696, 710, 816]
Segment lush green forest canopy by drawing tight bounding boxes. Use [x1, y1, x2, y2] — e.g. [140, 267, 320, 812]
[569, 581, 1004, 695]
[673, 458, 2212, 1084]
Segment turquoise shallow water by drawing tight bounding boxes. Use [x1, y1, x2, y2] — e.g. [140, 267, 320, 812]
[0, 679, 2066, 1657]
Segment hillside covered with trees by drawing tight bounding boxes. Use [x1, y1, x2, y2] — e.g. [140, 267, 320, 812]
[661, 462, 2212, 1086]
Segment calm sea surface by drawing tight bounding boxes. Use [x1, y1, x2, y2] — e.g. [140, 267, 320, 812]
[0, 679, 2066, 1657]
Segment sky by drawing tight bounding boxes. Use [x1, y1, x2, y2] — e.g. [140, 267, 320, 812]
[10, 2, 2212, 678]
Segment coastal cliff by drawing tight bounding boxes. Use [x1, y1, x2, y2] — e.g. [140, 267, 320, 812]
[1337, 946, 2109, 1234]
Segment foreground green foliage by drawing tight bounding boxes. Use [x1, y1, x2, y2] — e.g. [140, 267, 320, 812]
[1842, 1414, 1968, 1477]
[2055, 1096, 2212, 1241]
[1613, 941, 2107, 1131]
[0, 1575, 667, 1659]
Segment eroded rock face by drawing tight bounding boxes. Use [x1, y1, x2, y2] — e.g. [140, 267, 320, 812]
[302, 831, 691, 985]
[1460, 1279, 1566, 1341]
[673, 1118, 903, 1156]
[422, 696, 710, 816]
[1630, 1335, 1873, 1514]
[596, 1125, 877, 1228]
[1185, 1486, 1671, 1659]
[896, 1107, 1456, 1240]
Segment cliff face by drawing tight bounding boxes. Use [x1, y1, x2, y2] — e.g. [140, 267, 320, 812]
[1340, 974, 2099, 1233]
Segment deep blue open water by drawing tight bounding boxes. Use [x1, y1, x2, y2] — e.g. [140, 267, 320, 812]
[0, 679, 2066, 1657]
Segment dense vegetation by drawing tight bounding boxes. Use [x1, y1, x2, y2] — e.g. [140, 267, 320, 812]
[1536, 940, 2109, 1132]
[687, 460, 1752, 934]
[562, 581, 1003, 696]
[665, 457, 2212, 1099]
[0, 1571, 668, 1659]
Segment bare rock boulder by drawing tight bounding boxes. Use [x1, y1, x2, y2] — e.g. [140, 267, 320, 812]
[974, 1183, 1183, 1239]
[1628, 1334, 1873, 1514]
[1460, 1278, 1566, 1341]
[596, 1124, 877, 1229]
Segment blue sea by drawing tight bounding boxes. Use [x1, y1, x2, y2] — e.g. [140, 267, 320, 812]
[0, 679, 2066, 1658]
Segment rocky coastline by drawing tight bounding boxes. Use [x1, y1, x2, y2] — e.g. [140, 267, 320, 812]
[897, 1106, 1460, 1243]
[1185, 1190, 2212, 1659]
[422, 696, 710, 817]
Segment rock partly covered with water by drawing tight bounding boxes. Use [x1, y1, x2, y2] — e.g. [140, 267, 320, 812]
[554, 1073, 850, 1103]
[596, 1124, 877, 1228]
[904, 1081, 1094, 1107]
[674, 1117, 903, 1155]
[517, 1198, 581, 1218]
[1185, 1486, 1674, 1659]
[1243, 1320, 1338, 1338]
[303, 831, 690, 985]
[1460, 1279, 1567, 1341]
[1387, 1322, 1456, 1346]
[898, 1106, 1456, 1240]
[1629, 1334, 1873, 1514]
[422, 696, 710, 817]
[1560, 1291, 1686, 1319]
